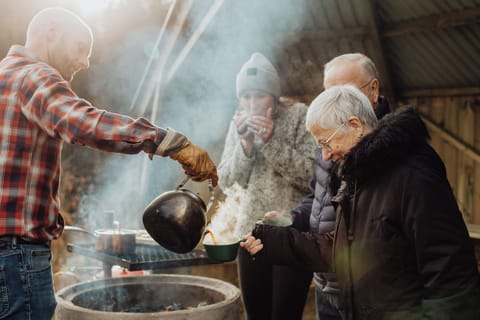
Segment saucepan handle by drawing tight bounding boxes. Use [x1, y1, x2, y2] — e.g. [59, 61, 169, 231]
[63, 225, 97, 238]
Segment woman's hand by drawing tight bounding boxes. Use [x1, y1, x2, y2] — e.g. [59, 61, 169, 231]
[234, 111, 254, 156]
[263, 210, 280, 223]
[262, 210, 293, 227]
[234, 111, 250, 136]
[246, 107, 275, 143]
[240, 233, 264, 255]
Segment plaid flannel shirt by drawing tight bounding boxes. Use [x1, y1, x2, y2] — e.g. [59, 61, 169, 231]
[0, 45, 166, 240]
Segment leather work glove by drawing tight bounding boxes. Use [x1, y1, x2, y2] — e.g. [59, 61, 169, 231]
[154, 128, 218, 186]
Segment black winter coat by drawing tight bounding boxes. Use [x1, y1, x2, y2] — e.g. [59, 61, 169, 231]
[252, 107, 480, 320]
[291, 97, 391, 293]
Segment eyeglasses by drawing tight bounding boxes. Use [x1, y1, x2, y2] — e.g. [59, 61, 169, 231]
[359, 78, 374, 90]
[317, 122, 347, 152]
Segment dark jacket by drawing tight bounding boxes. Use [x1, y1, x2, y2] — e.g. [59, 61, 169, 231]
[292, 97, 390, 293]
[253, 107, 480, 320]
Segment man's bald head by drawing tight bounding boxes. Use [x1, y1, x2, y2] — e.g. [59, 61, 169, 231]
[25, 7, 93, 81]
[26, 7, 92, 48]
[323, 53, 380, 106]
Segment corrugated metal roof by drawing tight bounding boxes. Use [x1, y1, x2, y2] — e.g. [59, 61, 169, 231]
[2, 0, 478, 104]
[376, 0, 480, 94]
[171, 0, 480, 102]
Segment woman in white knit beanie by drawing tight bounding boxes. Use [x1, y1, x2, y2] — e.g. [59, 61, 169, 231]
[217, 52, 316, 320]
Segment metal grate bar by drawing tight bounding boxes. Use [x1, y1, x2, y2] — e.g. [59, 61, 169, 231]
[67, 243, 217, 271]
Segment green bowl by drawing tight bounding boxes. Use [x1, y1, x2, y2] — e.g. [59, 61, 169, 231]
[203, 240, 242, 262]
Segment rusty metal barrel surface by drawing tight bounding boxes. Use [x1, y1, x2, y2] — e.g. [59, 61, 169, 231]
[55, 274, 242, 319]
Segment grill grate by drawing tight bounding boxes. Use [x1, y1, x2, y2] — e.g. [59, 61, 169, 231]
[67, 242, 216, 272]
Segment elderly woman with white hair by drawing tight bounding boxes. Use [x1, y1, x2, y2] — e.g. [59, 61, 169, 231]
[242, 85, 480, 320]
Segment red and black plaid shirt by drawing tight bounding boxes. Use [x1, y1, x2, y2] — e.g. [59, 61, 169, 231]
[0, 45, 165, 240]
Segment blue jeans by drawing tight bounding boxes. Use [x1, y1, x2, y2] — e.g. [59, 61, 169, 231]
[0, 238, 56, 319]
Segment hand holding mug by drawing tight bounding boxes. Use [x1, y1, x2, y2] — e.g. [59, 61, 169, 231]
[234, 111, 251, 138]
[262, 210, 293, 227]
[246, 107, 275, 143]
[240, 233, 263, 255]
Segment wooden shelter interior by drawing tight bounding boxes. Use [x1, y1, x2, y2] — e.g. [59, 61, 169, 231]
[1, 0, 480, 310]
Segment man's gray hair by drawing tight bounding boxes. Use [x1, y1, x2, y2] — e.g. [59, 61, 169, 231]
[324, 53, 379, 80]
[306, 85, 378, 132]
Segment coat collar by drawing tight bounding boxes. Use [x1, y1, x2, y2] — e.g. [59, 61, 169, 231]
[374, 96, 390, 120]
[340, 106, 430, 183]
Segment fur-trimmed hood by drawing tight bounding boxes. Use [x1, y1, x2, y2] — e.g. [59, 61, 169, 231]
[333, 106, 431, 187]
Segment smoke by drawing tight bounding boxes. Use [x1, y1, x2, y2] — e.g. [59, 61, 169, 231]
[73, 0, 310, 230]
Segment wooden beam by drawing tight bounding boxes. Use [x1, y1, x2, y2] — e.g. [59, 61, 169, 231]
[274, 8, 480, 42]
[363, 0, 396, 105]
[136, 0, 193, 117]
[166, 0, 225, 83]
[383, 8, 480, 38]
[466, 223, 480, 239]
[400, 87, 480, 97]
[421, 114, 480, 163]
[128, 0, 182, 112]
[277, 27, 370, 43]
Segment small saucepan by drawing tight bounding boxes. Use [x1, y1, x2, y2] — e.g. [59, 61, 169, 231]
[63, 225, 136, 255]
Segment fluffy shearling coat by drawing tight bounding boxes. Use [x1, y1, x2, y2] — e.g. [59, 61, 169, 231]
[252, 107, 480, 319]
[218, 102, 316, 236]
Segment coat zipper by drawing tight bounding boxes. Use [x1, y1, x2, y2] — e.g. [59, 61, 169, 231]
[347, 180, 358, 319]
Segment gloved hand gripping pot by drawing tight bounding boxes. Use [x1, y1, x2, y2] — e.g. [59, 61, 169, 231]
[154, 128, 218, 186]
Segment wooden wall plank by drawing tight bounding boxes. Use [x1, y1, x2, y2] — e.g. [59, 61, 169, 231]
[445, 98, 458, 193]
[411, 95, 480, 224]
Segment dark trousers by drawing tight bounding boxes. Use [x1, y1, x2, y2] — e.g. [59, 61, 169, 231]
[315, 287, 344, 320]
[238, 248, 313, 320]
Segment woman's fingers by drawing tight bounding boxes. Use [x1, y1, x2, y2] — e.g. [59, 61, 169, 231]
[263, 210, 280, 220]
[240, 235, 264, 255]
[234, 112, 250, 135]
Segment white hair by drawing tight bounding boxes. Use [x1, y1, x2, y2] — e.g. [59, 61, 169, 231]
[324, 53, 379, 80]
[306, 85, 378, 132]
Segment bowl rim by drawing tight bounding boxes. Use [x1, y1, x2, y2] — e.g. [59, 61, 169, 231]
[202, 239, 242, 247]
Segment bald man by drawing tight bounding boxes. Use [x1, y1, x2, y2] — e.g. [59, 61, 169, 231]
[323, 53, 390, 120]
[0, 7, 217, 319]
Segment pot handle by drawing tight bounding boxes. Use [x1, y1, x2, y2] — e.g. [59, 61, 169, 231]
[176, 176, 215, 212]
[177, 176, 191, 190]
[63, 225, 97, 238]
[206, 179, 215, 212]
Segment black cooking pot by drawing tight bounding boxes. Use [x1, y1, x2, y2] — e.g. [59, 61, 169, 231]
[142, 177, 214, 253]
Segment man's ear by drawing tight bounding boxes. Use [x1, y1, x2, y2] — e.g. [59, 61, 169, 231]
[371, 78, 380, 104]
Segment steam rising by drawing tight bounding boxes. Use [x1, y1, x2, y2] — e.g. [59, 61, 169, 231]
[73, 0, 310, 230]
[204, 183, 247, 244]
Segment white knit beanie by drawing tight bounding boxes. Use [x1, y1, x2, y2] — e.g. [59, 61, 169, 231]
[236, 52, 281, 99]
